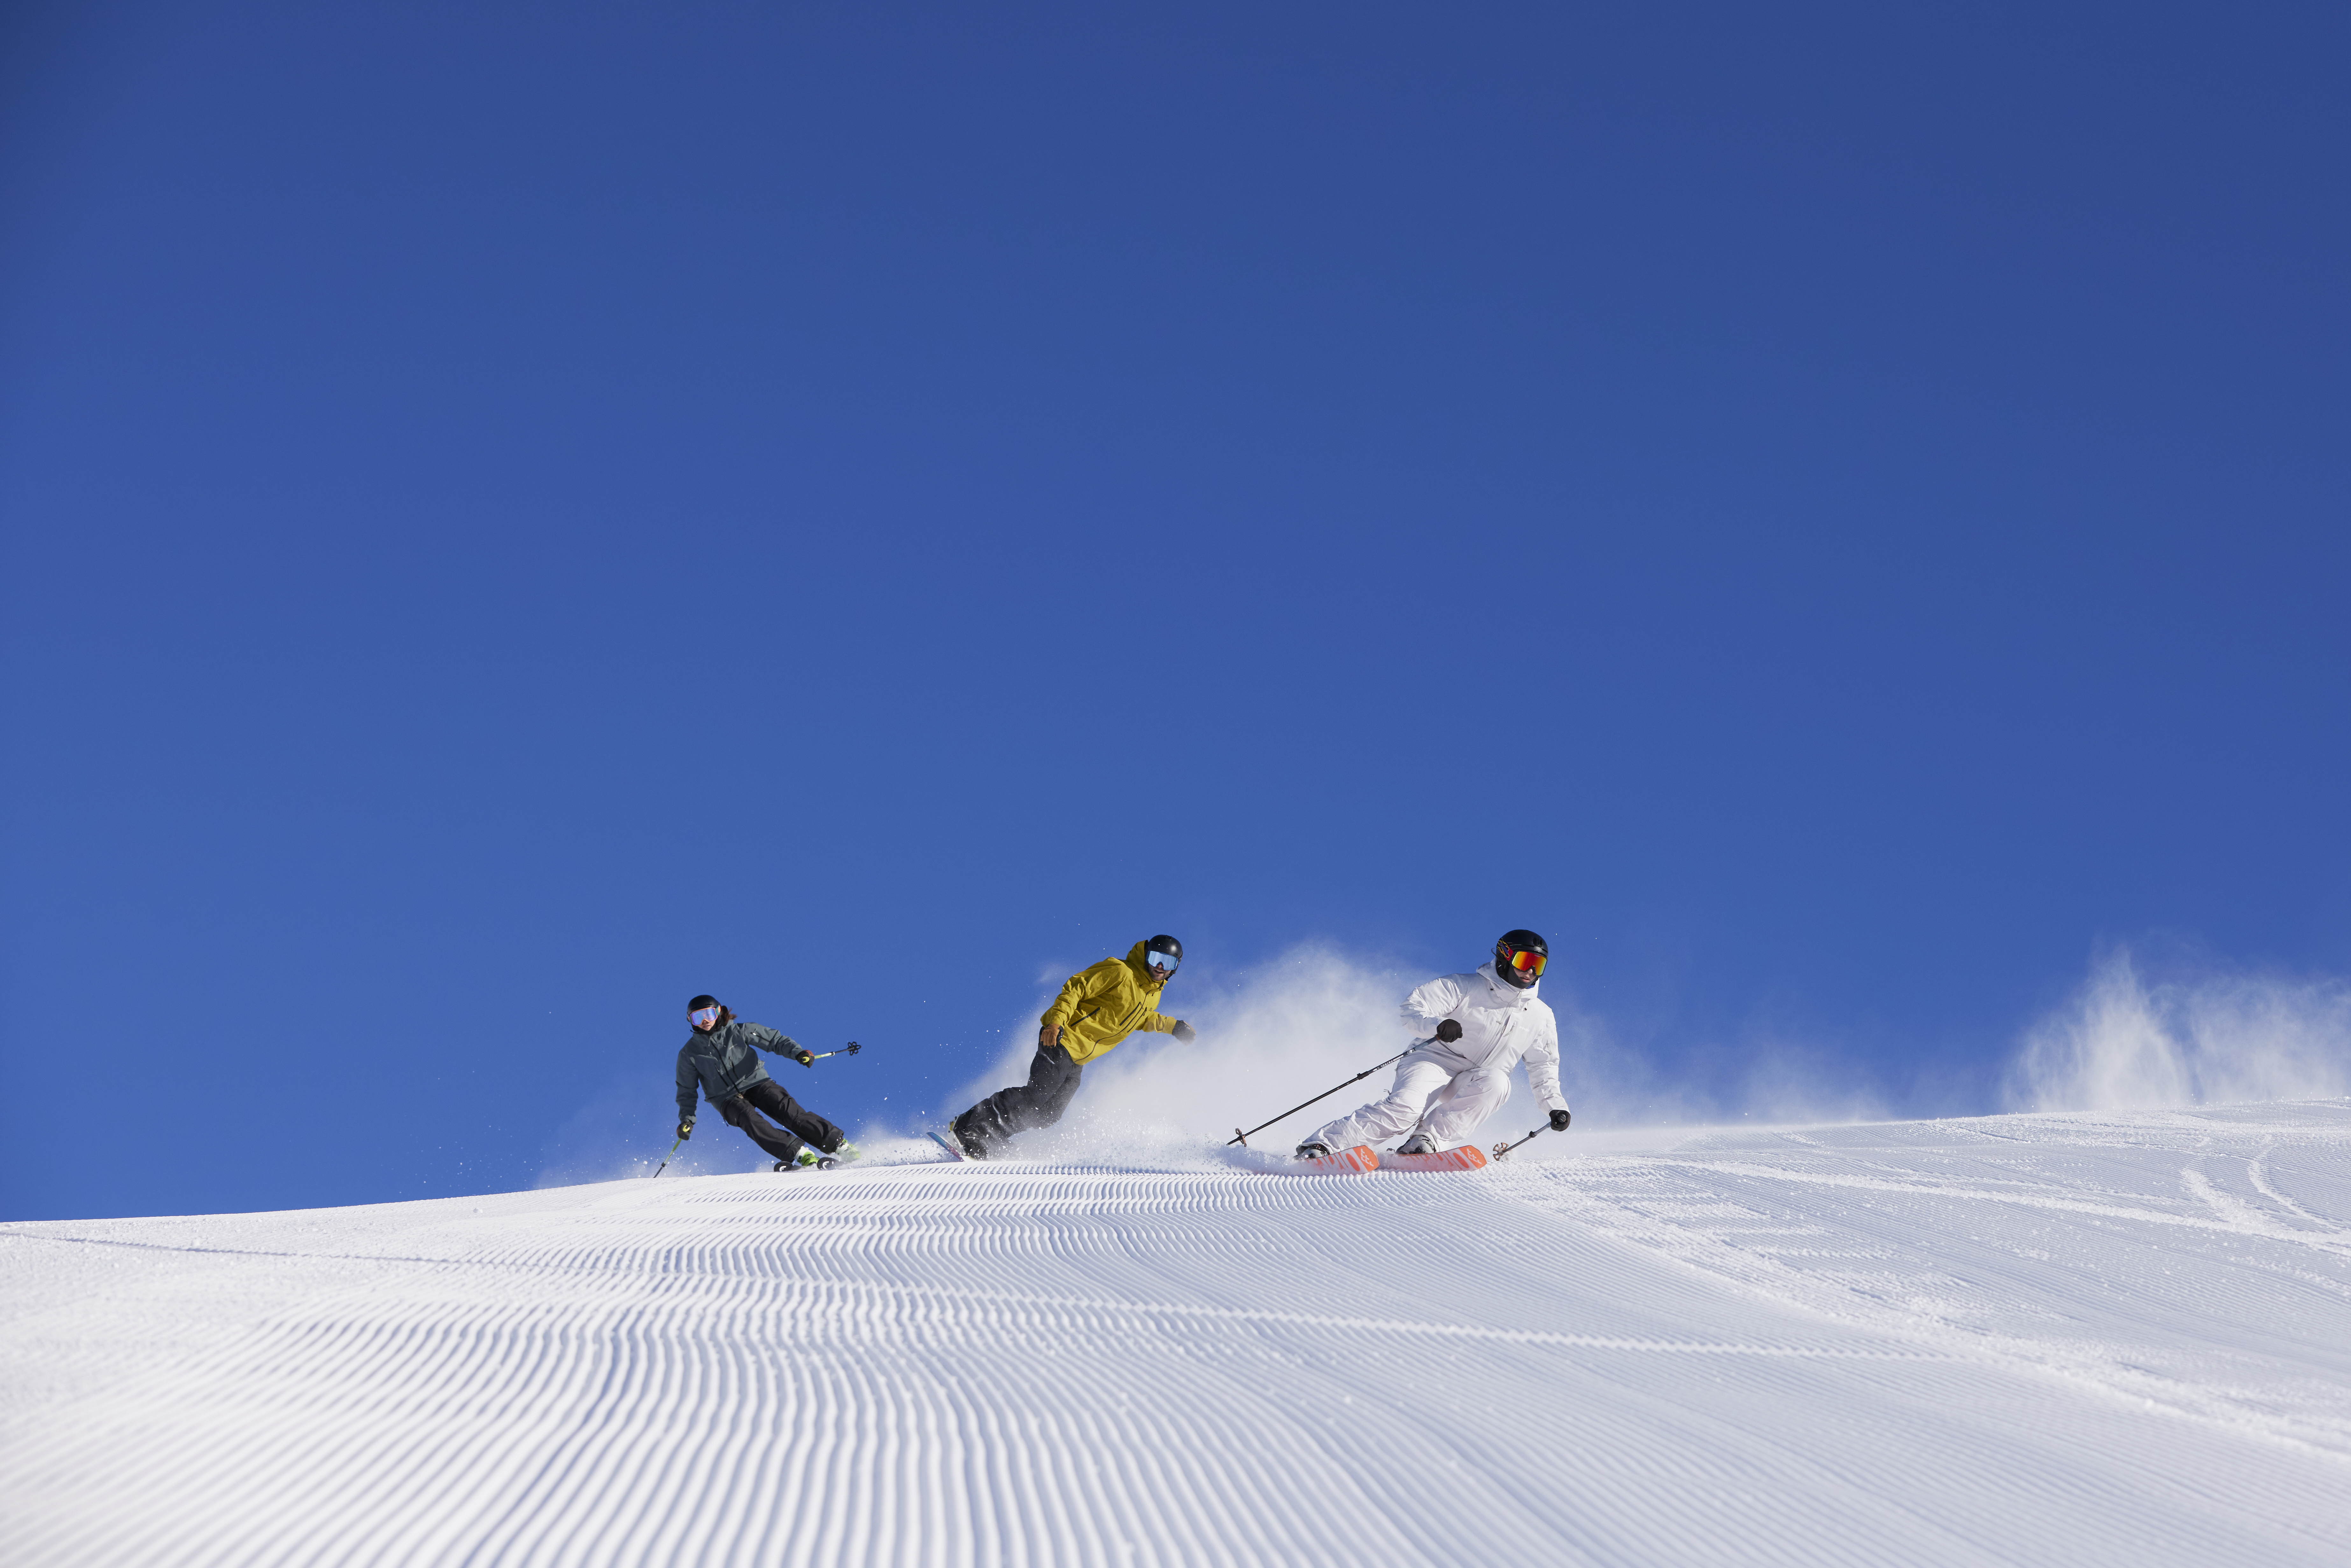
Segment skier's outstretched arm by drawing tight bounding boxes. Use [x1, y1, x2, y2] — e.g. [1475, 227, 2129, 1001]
[742, 1020, 816, 1066]
[1138, 1009, 1196, 1042]
[1524, 1017, 1571, 1128]
[674, 1053, 699, 1136]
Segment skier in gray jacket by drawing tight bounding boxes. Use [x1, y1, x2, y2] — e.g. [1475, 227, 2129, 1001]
[674, 995, 858, 1170]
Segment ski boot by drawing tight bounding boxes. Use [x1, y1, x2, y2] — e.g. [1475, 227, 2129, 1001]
[814, 1141, 862, 1171]
[1396, 1132, 1435, 1155]
[948, 1115, 990, 1161]
[1293, 1141, 1333, 1161]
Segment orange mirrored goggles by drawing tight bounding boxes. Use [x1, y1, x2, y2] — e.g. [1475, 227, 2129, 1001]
[1503, 949, 1547, 978]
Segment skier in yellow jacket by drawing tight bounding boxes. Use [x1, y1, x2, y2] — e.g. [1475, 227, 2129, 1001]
[948, 936, 1196, 1158]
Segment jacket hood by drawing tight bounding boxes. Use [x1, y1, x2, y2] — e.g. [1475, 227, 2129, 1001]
[1124, 941, 1166, 991]
[1479, 960, 1538, 1000]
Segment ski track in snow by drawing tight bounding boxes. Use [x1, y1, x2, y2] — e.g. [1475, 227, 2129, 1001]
[4, 1105, 2350, 1565]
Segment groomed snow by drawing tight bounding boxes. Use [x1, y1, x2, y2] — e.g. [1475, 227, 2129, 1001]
[5, 1104, 2350, 1565]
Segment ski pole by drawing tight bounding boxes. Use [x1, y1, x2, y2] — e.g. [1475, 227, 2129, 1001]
[652, 1135, 682, 1178]
[809, 1042, 862, 1061]
[1228, 1049, 1413, 1146]
[1490, 1125, 1548, 1162]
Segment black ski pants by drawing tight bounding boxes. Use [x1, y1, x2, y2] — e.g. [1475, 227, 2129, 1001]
[957, 1042, 1083, 1151]
[718, 1078, 846, 1163]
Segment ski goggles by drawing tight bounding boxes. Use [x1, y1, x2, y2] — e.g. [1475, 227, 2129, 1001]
[690, 1005, 722, 1029]
[1145, 950, 1179, 975]
[1502, 949, 1547, 979]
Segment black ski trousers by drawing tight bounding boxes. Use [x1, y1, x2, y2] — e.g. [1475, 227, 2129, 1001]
[719, 1078, 845, 1163]
[957, 1042, 1083, 1151]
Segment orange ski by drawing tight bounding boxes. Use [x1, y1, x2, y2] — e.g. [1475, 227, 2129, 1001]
[1378, 1143, 1490, 1173]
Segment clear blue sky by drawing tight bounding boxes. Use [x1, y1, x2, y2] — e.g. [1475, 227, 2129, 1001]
[4, 1, 2345, 1219]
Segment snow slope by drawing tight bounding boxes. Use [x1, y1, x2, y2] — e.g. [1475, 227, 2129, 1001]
[5, 1103, 2350, 1566]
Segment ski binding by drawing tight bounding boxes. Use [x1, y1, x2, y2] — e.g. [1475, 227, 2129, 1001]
[1291, 1144, 1378, 1175]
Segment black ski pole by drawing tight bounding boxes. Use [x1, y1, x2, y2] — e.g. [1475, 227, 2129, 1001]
[1490, 1125, 1548, 1162]
[809, 1042, 862, 1061]
[652, 1135, 682, 1177]
[1228, 1049, 1413, 1146]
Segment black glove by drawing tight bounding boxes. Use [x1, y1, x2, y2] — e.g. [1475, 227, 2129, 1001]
[1434, 1019, 1463, 1043]
[793, 1049, 816, 1066]
[1171, 1021, 1196, 1042]
[677, 1119, 694, 1141]
[1548, 1109, 1571, 1131]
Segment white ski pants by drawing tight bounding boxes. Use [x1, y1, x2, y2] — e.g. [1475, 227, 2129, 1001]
[1307, 1050, 1512, 1153]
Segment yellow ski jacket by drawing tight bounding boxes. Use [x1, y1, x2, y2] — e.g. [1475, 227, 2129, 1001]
[1042, 942, 1182, 1065]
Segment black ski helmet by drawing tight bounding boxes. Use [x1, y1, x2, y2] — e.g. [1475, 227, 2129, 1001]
[688, 994, 719, 1012]
[1495, 929, 1548, 989]
[1145, 934, 1183, 973]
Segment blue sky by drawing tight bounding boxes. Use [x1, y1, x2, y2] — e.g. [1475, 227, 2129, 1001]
[4, 1, 2346, 1219]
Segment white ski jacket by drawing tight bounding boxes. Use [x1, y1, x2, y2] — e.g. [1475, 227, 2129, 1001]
[1400, 963, 1569, 1115]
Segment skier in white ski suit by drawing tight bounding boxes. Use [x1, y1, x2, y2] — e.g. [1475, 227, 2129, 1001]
[1300, 930, 1571, 1158]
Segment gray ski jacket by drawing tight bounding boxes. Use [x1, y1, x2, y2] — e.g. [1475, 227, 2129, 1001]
[676, 1018, 808, 1120]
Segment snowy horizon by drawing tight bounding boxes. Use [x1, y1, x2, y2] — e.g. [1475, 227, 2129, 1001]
[7, 1101, 2349, 1564]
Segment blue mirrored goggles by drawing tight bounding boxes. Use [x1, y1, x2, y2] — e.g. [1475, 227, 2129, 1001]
[690, 1005, 722, 1029]
[1145, 950, 1179, 974]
